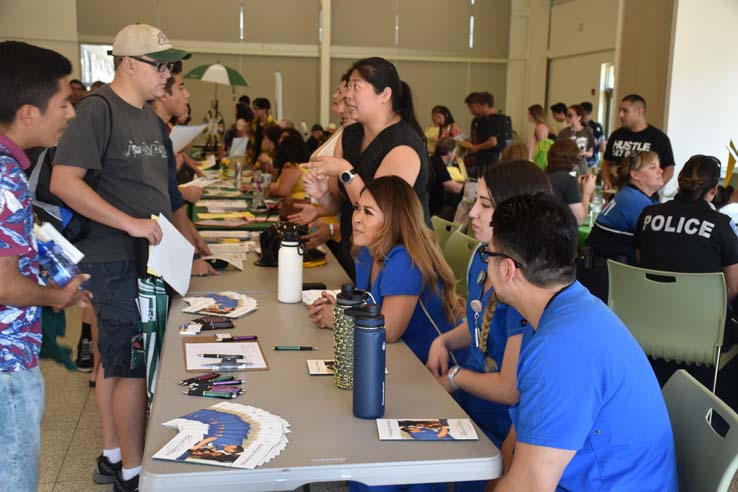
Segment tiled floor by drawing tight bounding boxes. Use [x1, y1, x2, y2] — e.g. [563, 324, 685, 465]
[40, 307, 738, 491]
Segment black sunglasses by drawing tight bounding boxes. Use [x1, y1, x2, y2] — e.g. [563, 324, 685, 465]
[130, 56, 174, 73]
[477, 244, 524, 269]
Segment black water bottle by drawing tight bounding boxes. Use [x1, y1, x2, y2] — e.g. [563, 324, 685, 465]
[352, 303, 386, 419]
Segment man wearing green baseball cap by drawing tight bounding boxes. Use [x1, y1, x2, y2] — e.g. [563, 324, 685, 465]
[51, 24, 191, 492]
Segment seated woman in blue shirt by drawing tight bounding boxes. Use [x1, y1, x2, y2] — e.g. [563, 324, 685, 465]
[578, 151, 662, 302]
[308, 175, 463, 365]
[426, 160, 551, 491]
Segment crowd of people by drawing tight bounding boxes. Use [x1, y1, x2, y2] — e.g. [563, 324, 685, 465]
[2, 19, 735, 492]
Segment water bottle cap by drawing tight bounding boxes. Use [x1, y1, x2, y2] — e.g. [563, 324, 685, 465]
[337, 284, 367, 306]
[349, 303, 385, 327]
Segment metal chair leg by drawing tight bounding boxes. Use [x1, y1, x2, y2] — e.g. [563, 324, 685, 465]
[712, 346, 722, 394]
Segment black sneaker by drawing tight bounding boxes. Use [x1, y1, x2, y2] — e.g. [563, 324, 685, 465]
[92, 455, 121, 484]
[113, 473, 139, 492]
[76, 336, 94, 372]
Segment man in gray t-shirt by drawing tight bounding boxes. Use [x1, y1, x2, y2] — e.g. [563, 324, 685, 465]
[50, 24, 190, 492]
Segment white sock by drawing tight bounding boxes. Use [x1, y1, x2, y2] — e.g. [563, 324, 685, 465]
[102, 447, 121, 464]
[121, 465, 141, 481]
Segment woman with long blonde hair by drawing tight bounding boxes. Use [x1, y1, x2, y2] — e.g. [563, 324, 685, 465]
[527, 103, 556, 162]
[308, 175, 463, 365]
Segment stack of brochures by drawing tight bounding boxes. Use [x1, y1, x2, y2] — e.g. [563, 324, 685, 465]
[153, 402, 291, 469]
[182, 292, 258, 318]
[376, 419, 478, 441]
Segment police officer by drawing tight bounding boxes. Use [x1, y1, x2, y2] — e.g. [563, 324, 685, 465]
[635, 154, 738, 342]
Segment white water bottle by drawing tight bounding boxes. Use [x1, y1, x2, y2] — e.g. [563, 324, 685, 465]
[278, 232, 303, 303]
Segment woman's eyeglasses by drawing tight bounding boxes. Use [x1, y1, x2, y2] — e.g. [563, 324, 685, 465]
[477, 244, 524, 269]
[130, 56, 174, 73]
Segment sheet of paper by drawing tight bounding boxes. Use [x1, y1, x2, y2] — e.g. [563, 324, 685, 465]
[229, 137, 249, 157]
[181, 177, 222, 188]
[170, 124, 207, 153]
[184, 341, 267, 371]
[198, 154, 217, 170]
[195, 219, 251, 228]
[196, 200, 250, 210]
[147, 214, 194, 296]
[199, 230, 254, 240]
[302, 289, 341, 306]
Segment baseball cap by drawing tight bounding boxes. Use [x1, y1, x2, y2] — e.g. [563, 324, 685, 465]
[110, 24, 191, 62]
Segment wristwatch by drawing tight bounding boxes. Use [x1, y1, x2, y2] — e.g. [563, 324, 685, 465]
[447, 365, 461, 391]
[339, 169, 356, 185]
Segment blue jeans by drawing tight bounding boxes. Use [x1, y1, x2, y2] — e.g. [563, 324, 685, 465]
[0, 366, 44, 492]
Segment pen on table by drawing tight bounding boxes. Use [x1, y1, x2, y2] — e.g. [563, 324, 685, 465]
[273, 346, 318, 351]
[177, 372, 219, 385]
[199, 353, 244, 359]
[184, 389, 237, 399]
[210, 375, 235, 382]
[191, 379, 243, 387]
[217, 336, 258, 342]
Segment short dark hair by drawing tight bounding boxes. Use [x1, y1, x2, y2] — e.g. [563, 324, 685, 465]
[0, 41, 72, 124]
[477, 91, 494, 107]
[163, 61, 183, 94]
[238, 95, 251, 106]
[621, 94, 647, 112]
[546, 139, 579, 173]
[492, 192, 577, 287]
[311, 123, 324, 132]
[550, 102, 567, 114]
[465, 91, 494, 107]
[580, 101, 593, 113]
[70, 79, 85, 88]
[464, 92, 479, 105]
[274, 133, 310, 175]
[253, 97, 271, 110]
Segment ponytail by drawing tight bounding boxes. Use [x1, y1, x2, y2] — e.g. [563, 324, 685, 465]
[397, 80, 424, 138]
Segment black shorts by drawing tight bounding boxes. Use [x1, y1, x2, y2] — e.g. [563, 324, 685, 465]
[80, 260, 145, 378]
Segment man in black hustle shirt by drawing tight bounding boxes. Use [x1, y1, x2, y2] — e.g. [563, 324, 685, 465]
[601, 94, 675, 190]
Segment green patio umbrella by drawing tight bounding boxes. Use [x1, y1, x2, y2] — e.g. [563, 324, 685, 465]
[184, 63, 250, 149]
[138, 275, 169, 407]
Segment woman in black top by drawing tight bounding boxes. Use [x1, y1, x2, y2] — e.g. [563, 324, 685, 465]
[302, 57, 430, 275]
[546, 139, 594, 225]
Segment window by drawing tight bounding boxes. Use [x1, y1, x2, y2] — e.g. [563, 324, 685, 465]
[600, 63, 615, 136]
[80, 44, 114, 87]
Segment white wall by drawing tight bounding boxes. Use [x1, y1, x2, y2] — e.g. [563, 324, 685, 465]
[0, 0, 80, 77]
[665, 0, 738, 193]
[546, 0, 617, 127]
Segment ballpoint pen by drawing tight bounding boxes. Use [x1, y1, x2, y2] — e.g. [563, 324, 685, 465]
[199, 353, 245, 359]
[273, 346, 318, 351]
[183, 389, 238, 399]
[217, 335, 258, 342]
[177, 372, 220, 386]
[190, 379, 243, 388]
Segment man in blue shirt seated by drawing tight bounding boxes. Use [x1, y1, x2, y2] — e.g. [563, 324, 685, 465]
[487, 193, 677, 491]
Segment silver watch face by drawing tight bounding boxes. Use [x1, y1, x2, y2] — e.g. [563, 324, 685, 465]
[340, 170, 353, 184]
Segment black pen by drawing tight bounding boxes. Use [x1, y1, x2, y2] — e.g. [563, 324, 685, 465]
[177, 372, 220, 386]
[199, 353, 244, 359]
[184, 389, 237, 399]
[273, 346, 318, 351]
[217, 336, 258, 342]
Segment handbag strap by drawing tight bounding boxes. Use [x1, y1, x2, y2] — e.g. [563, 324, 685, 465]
[419, 298, 458, 366]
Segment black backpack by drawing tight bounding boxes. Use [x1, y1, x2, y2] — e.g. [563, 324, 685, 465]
[255, 221, 326, 267]
[493, 113, 513, 153]
[29, 93, 113, 243]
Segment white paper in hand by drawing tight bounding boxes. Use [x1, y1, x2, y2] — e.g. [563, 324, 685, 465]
[170, 124, 206, 153]
[147, 214, 194, 295]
